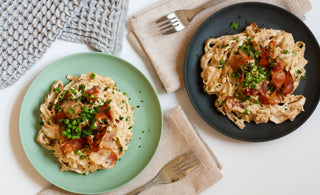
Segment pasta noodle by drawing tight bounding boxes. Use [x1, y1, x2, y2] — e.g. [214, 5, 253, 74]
[200, 23, 307, 129]
[36, 73, 134, 174]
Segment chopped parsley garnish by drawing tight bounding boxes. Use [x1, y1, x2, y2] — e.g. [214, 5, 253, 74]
[79, 84, 85, 92]
[300, 75, 307, 80]
[292, 51, 297, 56]
[53, 88, 61, 93]
[230, 22, 239, 29]
[67, 107, 74, 114]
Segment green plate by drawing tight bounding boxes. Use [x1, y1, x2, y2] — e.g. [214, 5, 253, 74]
[19, 52, 162, 194]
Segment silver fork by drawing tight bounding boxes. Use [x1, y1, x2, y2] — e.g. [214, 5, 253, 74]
[127, 152, 199, 195]
[155, 0, 225, 35]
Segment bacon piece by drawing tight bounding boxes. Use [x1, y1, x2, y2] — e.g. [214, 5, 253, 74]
[249, 22, 260, 33]
[260, 80, 268, 95]
[61, 139, 85, 154]
[230, 51, 251, 69]
[260, 47, 269, 67]
[271, 63, 286, 89]
[86, 86, 100, 101]
[107, 150, 118, 166]
[63, 91, 73, 100]
[282, 71, 294, 95]
[53, 110, 66, 124]
[258, 90, 281, 105]
[260, 41, 277, 67]
[244, 88, 260, 96]
[268, 40, 276, 59]
[87, 128, 107, 152]
[239, 72, 244, 83]
[226, 96, 242, 108]
[86, 137, 98, 152]
[94, 112, 108, 121]
[100, 131, 117, 150]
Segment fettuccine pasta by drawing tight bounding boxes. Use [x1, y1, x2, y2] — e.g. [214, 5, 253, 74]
[37, 73, 134, 174]
[201, 23, 307, 129]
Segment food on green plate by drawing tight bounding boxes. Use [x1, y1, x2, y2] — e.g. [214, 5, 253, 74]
[200, 23, 307, 129]
[36, 73, 134, 174]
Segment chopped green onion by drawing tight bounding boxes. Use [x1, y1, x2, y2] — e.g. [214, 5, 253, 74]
[292, 51, 297, 56]
[79, 84, 85, 90]
[91, 73, 96, 78]
[90, 123, 97, 130]
[53, 88, 61, 93]
[67, 107, 74, 114]
[230, 22, 239, 29]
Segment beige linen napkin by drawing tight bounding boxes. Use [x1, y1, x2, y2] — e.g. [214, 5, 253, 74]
[38, 106, 222, 195]
[127, 0, 312, 93]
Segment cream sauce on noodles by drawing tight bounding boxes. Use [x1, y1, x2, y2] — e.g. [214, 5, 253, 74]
[37, 73, 134, 174]
[200, 23, 307, 129]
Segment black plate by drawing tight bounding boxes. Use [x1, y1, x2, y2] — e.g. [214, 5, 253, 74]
[184, 2, 320, 142]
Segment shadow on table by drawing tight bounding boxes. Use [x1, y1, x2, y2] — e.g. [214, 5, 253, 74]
[175, 85, 245, 144]
[9, 80, 49, 190]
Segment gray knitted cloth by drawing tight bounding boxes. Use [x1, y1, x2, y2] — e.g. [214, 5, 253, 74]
[0, 0, 128, 88]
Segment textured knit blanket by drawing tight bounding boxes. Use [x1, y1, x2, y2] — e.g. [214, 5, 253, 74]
[0, 0, 128, 88]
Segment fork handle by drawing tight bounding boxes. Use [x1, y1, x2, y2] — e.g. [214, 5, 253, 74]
[192, 0, 225, 17]
[126, 176, 160, 195]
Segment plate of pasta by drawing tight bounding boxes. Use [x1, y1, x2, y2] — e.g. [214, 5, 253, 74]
[19, 52, 162, 193]
[184, 2, 320, 141]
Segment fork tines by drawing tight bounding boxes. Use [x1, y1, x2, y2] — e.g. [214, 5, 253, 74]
[155, 13, 183, 35]
[173, 152, 199, 175]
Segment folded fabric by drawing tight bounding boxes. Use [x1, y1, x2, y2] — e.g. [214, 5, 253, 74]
[38, 106, 223, 195]
[0, 0, 128, 89]
[127, 0, 312, 93]
[60, 0, 128, 55]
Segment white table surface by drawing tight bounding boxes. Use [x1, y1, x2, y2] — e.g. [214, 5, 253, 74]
[1, 0, 319, 194]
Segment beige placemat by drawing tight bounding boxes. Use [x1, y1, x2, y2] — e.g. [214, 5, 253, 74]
[127, 0, 312, 93]
[38, 106, 222, 195]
